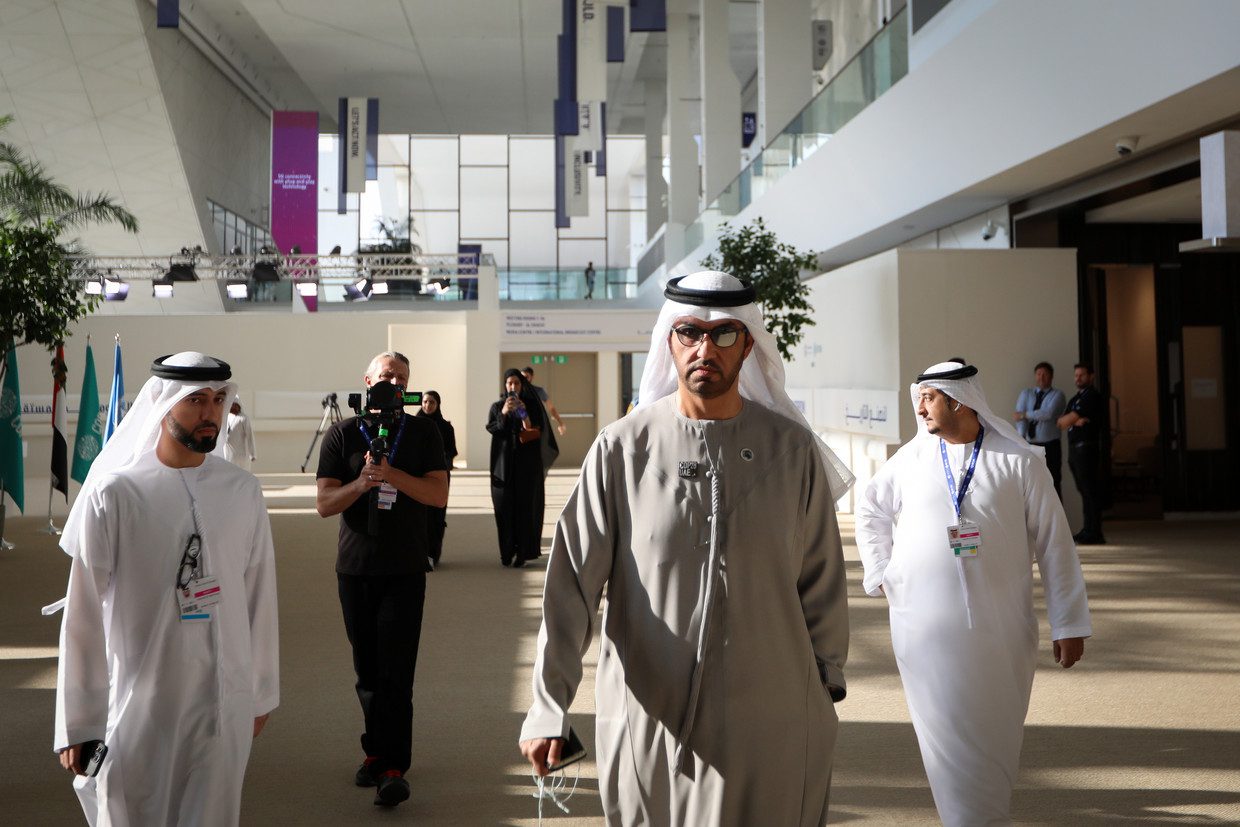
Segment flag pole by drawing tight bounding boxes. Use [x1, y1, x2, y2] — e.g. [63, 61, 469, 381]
[40, 482, 61, 535]
[0, 479, 12, 550]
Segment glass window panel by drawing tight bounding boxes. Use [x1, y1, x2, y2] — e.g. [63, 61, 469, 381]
[558, 161, 607, 238]
[509, 211, 557, 266]
[410, 138, 459, 210]
[607, 211, 643, 268]
[460, 167, 508, 238]
[558, 238, 605, 269]
[318, 210, 360, 255]
[411, 211, 459, 254]
[377, 134, 410, 166]
[358, 168, 412, 250]
[605, 137, 645, 210]
[461, 238, 508, 268]
[509, 138, 555, 210]
[459, 134, 508, 166]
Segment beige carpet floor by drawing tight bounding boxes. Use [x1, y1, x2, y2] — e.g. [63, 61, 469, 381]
[2, 470, 1238, 825]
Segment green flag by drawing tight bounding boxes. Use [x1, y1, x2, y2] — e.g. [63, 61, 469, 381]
[71, 342, 103, 484]
[1, 344, 24, 513]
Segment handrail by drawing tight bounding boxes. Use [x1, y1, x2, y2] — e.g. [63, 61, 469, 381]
[684, 6, 909, 256]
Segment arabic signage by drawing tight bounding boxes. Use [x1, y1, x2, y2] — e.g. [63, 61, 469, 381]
[788, 387, 901, 440]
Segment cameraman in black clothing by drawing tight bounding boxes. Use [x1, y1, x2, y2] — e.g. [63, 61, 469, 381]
[315, 351, 448, 808]
[1058, 363, 1106, 545]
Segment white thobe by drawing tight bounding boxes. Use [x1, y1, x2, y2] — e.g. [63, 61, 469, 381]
[522, 396, 849, 826]
[855, 431, 1091, 827]
[55, 452, 279, 827]
[223, 412, 256, 471]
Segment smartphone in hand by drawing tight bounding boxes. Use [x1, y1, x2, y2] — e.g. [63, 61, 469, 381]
[546, 728, 587, 773]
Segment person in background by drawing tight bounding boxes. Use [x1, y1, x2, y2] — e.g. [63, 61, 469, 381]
[487, 369, 557, 567]
[224, 400, 257, 471]
[521, 366, 567, 436]
[417, 390, 457, 570]
[1058, 363, 1107, 544]
[584, 260, 596, 300]
[1013, 362, 1066, 497]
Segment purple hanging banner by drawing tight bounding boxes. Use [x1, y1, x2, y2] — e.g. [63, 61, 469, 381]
[157, 0, 179, 28]
[272, 111, 319, 310]
[630, 0, 666, 33]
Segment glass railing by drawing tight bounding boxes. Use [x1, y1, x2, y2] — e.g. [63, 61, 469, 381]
[500, 267, 637, 301]
[684, 6, 909, 257]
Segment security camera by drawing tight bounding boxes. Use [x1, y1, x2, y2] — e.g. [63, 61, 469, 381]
[1115, 136, 1139, 156]
[981, 220, 1000, 241]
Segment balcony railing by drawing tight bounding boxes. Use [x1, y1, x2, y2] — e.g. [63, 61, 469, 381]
[684, 6, 909, 254]
[500, 267, 637, 301]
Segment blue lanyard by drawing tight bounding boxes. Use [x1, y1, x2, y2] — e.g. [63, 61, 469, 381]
[357, 414, 407, 461]
[939, 425, 984, 519]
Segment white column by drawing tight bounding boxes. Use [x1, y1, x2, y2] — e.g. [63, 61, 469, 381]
[464, 310, 501, 470]
[644, 77, 668, 242]
[757, 0, 811, 150]
[666, 0, 700, 265]
[699, 0, 740, 206]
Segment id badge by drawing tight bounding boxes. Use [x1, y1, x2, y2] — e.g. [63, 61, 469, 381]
[377, 481, 398, 511]
[947, 520, 982, 557]
[177, 575, 221, 622]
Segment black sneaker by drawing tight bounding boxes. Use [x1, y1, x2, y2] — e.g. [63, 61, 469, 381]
[374, 771, 410, 807]
[355, 757, 379, 788]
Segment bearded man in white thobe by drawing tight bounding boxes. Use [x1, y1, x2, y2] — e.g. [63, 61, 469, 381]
[519, 271, 854, 826]
[51, 352, 279, 826]
[855, 361, 1091, 827]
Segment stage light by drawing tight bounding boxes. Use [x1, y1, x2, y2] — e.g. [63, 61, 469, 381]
[84, 276, 104, 295]
[153, 278, 175, 298]
[296, 280, 319, 297]
[370, 279, 389, 295]
[344, 276, 370, 302]
[103, 275, 128, 301]
[226, 280, 249, 300]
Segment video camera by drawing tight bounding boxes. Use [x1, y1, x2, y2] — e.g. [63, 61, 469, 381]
[347, 382, 422, 420]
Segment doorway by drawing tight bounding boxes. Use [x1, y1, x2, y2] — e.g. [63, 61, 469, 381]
[1099, 265, 1163, 517]
[501, 353, 597, 468]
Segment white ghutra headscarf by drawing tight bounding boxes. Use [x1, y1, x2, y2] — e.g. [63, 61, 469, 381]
[59, 352, 238, 559]
[636, 270, 855, 500]
[911, 360, 1042, 457]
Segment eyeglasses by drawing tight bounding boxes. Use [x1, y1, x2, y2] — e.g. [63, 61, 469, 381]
[672, 325, 747, 348]
[177, 534, 202, 590]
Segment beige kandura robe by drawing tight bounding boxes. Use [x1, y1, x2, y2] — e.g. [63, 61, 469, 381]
[521, 395, 849, 826]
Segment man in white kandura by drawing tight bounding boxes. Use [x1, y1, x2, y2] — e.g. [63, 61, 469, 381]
[855, 360, 1091, 826]
[519, 271, 854, 825]
[223, 400, 257, 471]
[51, 352, 279, 826]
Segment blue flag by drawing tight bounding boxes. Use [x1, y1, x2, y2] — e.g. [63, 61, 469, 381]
[104, 339, 125, 444]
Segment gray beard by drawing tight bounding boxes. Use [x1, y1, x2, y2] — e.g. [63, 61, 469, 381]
[166, 416, 217, 453]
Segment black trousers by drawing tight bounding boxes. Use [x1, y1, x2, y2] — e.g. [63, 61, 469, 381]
[1035, 439, 1063, 498]
[1068, 441, 1103, 537]
[337, 572, 427, 774]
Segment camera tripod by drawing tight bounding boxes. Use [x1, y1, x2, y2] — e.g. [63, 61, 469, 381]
[300, 393, 343, 472]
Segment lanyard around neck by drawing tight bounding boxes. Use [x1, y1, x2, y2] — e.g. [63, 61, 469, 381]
[357, 415, 408, 460]
[939, 425, 985, 519]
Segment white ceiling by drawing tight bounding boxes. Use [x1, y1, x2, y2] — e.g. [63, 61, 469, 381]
[196, 0, 567, 134]
[190, 0, 762, 136]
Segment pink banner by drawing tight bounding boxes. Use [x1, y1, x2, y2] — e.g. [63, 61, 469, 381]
[271, 111, 319, 310]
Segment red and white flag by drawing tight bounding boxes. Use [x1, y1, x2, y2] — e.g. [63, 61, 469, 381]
[51, 344, 69, 500]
